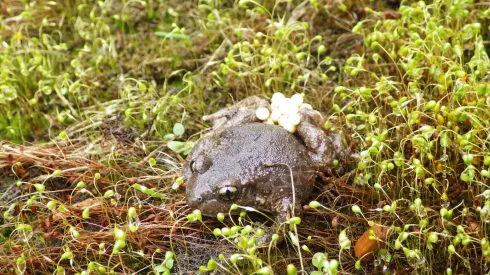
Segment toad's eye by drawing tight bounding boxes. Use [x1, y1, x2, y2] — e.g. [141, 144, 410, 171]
[219, 186, 238, 201]
[190, 160, 197, 173]
[189, 156, 212, 174]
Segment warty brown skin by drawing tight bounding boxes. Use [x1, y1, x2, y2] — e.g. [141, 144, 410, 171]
[185, 123, 315, 222]
[184, 96, 350, 223]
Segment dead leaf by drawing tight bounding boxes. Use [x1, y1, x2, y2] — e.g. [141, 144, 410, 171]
[14, 165, 26, 175]
[331, 216, 339, 229]
[354, 224, 388, 261]
[72, 198, 104, 209]
[468, 222, 479, 233]
[466, 219, 479, 233]
[52, 210, 73, 223]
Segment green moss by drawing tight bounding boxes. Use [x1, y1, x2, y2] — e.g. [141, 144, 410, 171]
[1, 0, 490, 274]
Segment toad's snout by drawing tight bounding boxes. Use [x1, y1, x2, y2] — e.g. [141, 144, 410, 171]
[185, 177, 242, 215]
[185, 180, 204, 208]
[186, 193, 203, 208]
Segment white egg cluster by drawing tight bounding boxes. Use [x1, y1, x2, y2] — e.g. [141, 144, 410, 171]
[255, 92, 313, 133]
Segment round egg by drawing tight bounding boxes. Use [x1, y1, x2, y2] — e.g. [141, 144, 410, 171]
[282, 122, 296, 133]
[271, 92, 285, 103]
[270, 109, 281, 122]
[271, 99, 282, 110]
[265, 118, 275, 125]
[278, 115, 289, 128]
[279, 98, 298, 115]
[291, 93, 304, 106]
[300, 103, 313, 110]
[255, 107, 270, 120]
[287, 113, 301, 126]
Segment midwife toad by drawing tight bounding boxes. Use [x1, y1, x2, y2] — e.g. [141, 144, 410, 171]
[184, 96, 350, 223]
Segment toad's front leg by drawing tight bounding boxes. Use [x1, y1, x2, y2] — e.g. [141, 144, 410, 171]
[273, 198, 304, 226]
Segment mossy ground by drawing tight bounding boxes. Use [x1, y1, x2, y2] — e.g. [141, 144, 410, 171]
[1, 0, 490, 274]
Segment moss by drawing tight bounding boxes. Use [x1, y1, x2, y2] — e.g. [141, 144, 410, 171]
[1, 0, 489, 274]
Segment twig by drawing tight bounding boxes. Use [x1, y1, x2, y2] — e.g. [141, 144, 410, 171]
[200, 38, 231, 74]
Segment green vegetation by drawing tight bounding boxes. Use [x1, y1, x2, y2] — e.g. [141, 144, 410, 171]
[1, 0, 489, 273]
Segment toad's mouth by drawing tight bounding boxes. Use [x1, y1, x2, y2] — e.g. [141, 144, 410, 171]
[196, 199, 233, 216]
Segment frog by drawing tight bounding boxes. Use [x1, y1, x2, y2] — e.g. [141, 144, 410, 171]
[184, 96, 350, 224]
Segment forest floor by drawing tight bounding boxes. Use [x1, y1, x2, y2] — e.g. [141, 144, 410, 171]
[1, 0, 490, 274]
